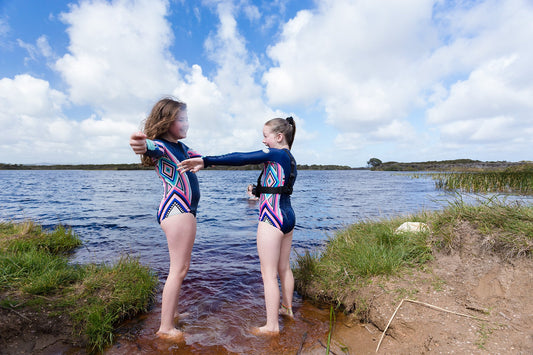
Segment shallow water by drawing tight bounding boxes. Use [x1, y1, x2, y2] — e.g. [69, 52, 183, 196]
[1, 169, 529, 353]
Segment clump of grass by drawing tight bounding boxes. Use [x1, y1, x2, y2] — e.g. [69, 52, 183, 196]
[65, 257, 158, 351]
[0, 221, 83, 294]
[0, 220, 82, 253]
[294, 198, 532, 308]
[294, 216, 433, 304]
[0, 220, 158, 353]
[430, 196, 533, 258]
[68, 257, 158, 353]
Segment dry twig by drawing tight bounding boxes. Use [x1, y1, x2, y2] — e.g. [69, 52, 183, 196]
[376, 298, 489, 353]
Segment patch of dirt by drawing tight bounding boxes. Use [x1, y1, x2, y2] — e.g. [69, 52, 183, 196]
[312, 221, 533, 354]
[0, 296, 85, 355]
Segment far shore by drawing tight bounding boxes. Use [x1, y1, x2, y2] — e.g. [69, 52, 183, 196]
[1, 159, 531, 172]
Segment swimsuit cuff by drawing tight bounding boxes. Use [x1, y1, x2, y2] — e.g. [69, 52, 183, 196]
[146, 139, 156, 151]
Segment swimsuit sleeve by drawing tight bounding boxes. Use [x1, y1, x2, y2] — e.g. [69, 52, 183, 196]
[203, 149, 272, 167]
[182, 143, 202, 158]
[144, 139, 164, 159]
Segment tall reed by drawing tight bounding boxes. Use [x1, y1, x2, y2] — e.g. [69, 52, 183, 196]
[431, 171, 533, 194]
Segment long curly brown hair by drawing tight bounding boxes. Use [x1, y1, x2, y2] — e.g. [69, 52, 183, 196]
[140, 97, 187, 166]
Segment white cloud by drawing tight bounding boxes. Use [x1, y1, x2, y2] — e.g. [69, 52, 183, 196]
[0, 74, 68, 162]
[439, 116, 518, 143]
[36, 35, 53, 58]
[0, 73, 139, 164]
[0, 0, 182, 164]
[333, 132, 364, 151]
[371, 120, 417, 141]
[261, 0, 533, 163]
[2, 0, 533, 166]
[427, 55, 533, 124]
[243, 3, 260, 22]
[55, 0, 180, 116]
[47, 118, 74, 141]
[0, 16, 8, 41]
[264, 0, 435, 122]
[0, 74, 66, 119]
[17, 35, 53, 64]
[178, 1, 282, 154]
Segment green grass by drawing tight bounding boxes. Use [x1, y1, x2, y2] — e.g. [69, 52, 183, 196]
[293, 198, 533, 307]
[0, 220, 158, 353]
[430, 171, 533, 194]
[430, 196, 533, 258]
[294, 215, 433, 305]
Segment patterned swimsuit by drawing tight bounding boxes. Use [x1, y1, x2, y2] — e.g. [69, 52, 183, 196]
[203, 148, 297, 234]
[145, 139, 201, 223]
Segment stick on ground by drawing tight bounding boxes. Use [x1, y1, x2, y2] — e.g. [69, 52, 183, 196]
[376, 298, 490, 353]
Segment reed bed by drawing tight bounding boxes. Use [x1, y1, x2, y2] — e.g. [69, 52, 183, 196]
[431, 171, 533, 194]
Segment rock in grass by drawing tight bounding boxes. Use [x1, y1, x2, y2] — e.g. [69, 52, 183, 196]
[395, 222, 429, 234]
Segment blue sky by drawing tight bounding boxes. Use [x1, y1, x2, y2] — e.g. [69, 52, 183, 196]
[1, 0, 532, 167]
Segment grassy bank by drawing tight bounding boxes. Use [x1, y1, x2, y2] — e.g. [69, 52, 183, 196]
[0, 221, 158, 353]
[293, 198, 533, 312]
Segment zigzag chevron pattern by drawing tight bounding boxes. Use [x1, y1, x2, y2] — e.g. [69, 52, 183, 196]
[155, 143, 192, 222]
[258, 162, 284, 228]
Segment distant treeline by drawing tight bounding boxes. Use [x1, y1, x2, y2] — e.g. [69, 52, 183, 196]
[0, 163, 152, 170]
[0, 163, 355, 171]
[371, 159, 533, 172]
[4, 160, 530, 172]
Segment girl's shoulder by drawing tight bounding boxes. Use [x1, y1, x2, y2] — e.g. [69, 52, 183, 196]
[152, 138, 168, 147]
[268, 148, 295, 162]
[153, 139, 184, 150]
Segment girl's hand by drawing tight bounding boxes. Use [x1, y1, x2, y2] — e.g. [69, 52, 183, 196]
[179, 158, 204, 173]
[130, 132, 147, 154]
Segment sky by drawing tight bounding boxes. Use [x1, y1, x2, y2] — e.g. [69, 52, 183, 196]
[1, 0, 532, 167]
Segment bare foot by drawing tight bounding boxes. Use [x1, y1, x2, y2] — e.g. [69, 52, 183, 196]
[251, 326, 279, 336]
[279, 305, 294, 318]
[156, 328, 185, 342]
[174, 311, 190, 320]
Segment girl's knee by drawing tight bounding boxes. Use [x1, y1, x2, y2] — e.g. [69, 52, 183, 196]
[280, 266, 292, 274]
[260, 267, 278, 281]
[169, 263, 190, 279]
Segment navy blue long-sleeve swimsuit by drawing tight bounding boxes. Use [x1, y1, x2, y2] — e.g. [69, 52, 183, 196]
[145, 139, 201, 223]
[203, 148, 297, 234]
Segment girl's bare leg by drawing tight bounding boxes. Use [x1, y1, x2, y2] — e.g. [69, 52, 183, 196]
[255, 221, 284, 333]
[157, 213, 196, 340]
[278, 230, 294, 317]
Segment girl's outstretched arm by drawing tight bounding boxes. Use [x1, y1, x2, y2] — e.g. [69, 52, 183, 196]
[179, 158, 204, 173]
[130, 132, 147, 154]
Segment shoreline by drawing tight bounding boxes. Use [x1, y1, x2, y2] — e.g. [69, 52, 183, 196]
[293, 199, 533, 353]
[1, 159, 531, 171]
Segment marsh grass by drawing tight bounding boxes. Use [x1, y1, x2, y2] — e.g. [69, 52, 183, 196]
[294, 198, 533, 307]
[0, 221, 158, 353]
[430, 171, 533, 194]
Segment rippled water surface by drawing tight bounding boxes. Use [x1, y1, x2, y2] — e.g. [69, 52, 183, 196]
[2, 169, 526, 353]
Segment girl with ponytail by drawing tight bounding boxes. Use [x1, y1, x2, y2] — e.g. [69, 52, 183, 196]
[180, 116, 298, 334]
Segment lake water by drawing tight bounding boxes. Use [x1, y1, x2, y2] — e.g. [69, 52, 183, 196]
[1, 169, 529, 353]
